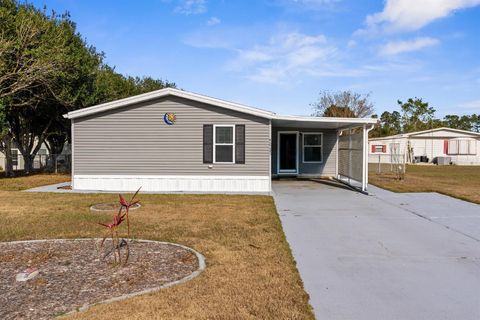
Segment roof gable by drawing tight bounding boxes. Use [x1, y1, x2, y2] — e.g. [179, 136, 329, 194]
[64, 88, 378, 128]
[64, 88, 275, 120]
[408, 127, 480, 138]
[370, 127, 480, 141]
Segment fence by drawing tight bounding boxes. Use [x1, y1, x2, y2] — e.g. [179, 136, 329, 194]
[338, 130, 365, 190]
[368, 152, 406, 176]
[9, 154, 71, 173]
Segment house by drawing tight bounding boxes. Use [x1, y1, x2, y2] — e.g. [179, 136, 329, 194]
[64, 88, 377, 193]
[0, 142, 49, 171]
[369, 127, 480, 165]
[0, 142, 71, 172]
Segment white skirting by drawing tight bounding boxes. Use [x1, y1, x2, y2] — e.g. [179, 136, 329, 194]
[73, 175, 271, 193]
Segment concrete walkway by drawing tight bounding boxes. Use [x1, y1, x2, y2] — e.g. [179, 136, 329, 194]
[273, 180, 480, 320]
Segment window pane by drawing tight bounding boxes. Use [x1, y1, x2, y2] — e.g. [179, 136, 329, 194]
[216, 127, 233, 144]
[304, 134, 321, 146]
[215, 145, 233, 162]
[304, 146, 322, 162]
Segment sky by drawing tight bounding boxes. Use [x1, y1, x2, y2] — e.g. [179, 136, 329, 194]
[30, 0, 480, 117]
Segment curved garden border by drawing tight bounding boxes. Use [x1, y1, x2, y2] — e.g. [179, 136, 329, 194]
[89, 203, 142, 212]
[3, 238, 206, 317]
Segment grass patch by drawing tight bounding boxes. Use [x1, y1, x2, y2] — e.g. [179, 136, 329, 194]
[369, 165, 480, 204]
[0, 173, 70, 191]
[0, 175, 313, 319]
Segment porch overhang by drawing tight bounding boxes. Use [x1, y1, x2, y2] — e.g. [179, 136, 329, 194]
[271, 115, 378, 193]
[271, 115, 377, 129]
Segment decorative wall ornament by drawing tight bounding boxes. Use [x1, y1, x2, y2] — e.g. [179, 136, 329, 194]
[163, 113, 176, 125]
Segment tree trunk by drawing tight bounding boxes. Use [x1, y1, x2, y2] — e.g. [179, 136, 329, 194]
[22, 153, 34, 175]
[2, 136, 14, 177]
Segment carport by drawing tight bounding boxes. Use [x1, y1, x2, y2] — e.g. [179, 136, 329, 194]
[271, 115, 377, 191]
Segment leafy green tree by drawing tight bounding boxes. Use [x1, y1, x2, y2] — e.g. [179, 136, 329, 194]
[0, 0, 176, 174]
[443, 114, 476, 131]
[312, 90, 375, 118]
[0, 0, 103, 173]
[471, 114, 480, 132]
[398, 98, 436, 133]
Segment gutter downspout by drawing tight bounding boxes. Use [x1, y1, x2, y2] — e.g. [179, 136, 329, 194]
[362, 124, 375, 192]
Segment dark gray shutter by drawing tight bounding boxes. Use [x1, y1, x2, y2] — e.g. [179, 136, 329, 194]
[203, 125, 213, 163]
[235, 125, 245, 164]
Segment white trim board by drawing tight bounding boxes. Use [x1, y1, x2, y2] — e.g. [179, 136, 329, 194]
[73, 175, 270, 193]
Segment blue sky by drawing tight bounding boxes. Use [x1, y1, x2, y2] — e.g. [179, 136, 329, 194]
[31, 0, 480, 117]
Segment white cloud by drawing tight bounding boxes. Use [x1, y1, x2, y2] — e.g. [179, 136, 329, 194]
[361, 0, 480, 33]
[174, 0, 207, 15]
[207, 17, 221, 26]
[228, 32, 337, 84]
[379, 37, 440, 55]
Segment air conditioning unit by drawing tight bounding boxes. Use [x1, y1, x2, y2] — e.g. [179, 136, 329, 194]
[436, 157, 451, 165]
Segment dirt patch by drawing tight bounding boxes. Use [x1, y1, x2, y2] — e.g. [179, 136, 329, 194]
[0, 239, 202, 320]
[90, 202, 141, 212]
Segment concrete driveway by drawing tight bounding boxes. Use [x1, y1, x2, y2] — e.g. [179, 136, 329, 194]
[273, 180, 480, 320]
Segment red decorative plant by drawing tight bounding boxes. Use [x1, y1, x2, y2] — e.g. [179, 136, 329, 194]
[119, 187, 141, 238]
[98, 187, 141, 265]
[98, 207, 127, 264]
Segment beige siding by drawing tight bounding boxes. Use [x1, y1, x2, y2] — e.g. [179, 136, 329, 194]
[73, 96, 270, 175]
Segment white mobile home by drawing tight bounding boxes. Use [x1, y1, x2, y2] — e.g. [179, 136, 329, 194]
[369, 127, 480, 165]
[64, 88, 377, 193]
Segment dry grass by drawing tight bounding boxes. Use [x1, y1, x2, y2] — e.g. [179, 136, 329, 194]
[0, 175, 313, 319]
[369, 165, 480, 204]
[0, 173, 70, 191]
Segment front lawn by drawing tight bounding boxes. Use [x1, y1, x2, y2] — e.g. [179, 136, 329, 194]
[0, 175, 313, 319]
[369, 165, 480, 204]
[0, 173, 70, 191]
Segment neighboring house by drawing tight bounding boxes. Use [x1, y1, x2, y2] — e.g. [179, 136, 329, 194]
[369, 127, 480, 165]
[64, 88, 377, 193]
[0, 143, 49, 171]
[0, 143, 71, 172]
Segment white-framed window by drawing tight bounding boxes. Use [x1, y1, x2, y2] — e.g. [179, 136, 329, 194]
[303, 133, 323, 163]
[213, 125, 235, 163]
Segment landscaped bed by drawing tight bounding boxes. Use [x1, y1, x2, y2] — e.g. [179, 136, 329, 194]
[0, 239, 203, 320]
[369, 164, 480, 204]
[0, 174, 314, 319]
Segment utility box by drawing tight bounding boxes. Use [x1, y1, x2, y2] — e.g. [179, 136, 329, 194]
[436, 157, 451, 165]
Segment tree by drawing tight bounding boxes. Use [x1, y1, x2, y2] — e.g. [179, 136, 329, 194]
[0, 102, 14, 175]
[370, 110, 402, 138]
[398, 98, 436, 133]
[311, 90, 375, 118]
[0, 1, 77, 105]
[88, 66, 176, 105]
[471, 114, 480, 132]
[0, 0, 176, 174]
[443, 114, 476, 131]
[0, 1, 103, 173]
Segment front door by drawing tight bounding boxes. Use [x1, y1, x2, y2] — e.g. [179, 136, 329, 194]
[278, 132, 298, 173]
